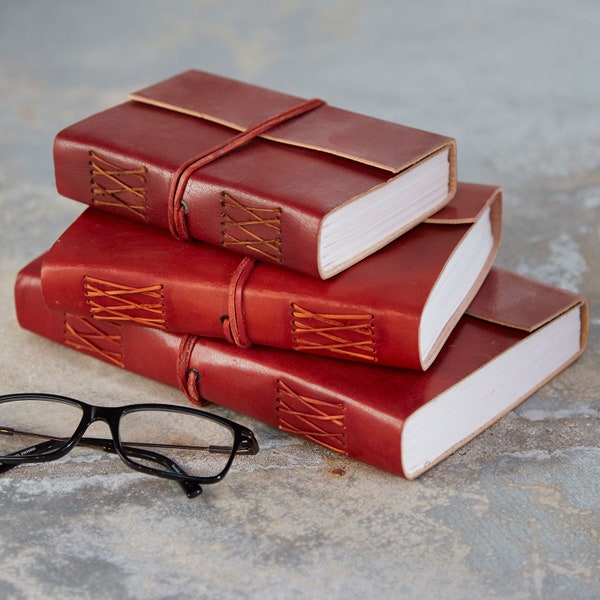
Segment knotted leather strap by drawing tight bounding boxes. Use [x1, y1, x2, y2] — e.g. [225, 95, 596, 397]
[222, 256, 257, 348]
[168, 97, 326, 240]
[177, 334, 208, 406]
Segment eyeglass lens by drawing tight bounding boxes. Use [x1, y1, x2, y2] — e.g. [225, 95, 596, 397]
[118, 408, 236, 478]
[0, 397, 83, 456]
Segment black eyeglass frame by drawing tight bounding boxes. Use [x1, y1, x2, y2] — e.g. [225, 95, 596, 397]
[0, 393, 258, 497]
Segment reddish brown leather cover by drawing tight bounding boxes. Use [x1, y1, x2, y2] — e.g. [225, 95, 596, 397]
[40, 182, 502, 370]
[15, 258, 588, 478]
[53, 70, 456, 279]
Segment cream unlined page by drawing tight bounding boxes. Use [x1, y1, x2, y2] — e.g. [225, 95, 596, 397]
[402, 307, 582, 478]
[318, 148, 451, 277]
[418, 206, 493, 362]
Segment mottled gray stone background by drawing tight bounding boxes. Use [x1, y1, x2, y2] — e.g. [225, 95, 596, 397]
[0, 1, 598, 599]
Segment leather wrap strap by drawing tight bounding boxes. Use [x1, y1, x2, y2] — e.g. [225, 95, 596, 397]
[167, 97, 325, 240]
[222, 256, 257, 348]
[177, 334, 208, 406]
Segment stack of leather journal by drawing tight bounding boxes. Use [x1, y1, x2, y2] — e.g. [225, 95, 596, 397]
[14, 70, 588, 479]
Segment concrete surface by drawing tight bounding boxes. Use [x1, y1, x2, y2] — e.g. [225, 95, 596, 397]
[0, 1, 598, 599]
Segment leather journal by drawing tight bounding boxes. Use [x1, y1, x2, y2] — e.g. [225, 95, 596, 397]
[40, 182, 502, 370]
[16, 258, 588, 479]
[53, 69, 457, 279]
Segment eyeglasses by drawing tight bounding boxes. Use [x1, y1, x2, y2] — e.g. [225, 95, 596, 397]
[0, 393, 258, 498]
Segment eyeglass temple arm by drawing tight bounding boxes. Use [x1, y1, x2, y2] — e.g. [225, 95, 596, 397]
[0, 437, 202, 499]
[0, 439, 65, 474]
[1, 426, 254, 455]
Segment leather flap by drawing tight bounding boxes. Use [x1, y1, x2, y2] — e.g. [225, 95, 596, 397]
[129, 70, 455, 174]
[425, 182, 501, 224]
[466, 267, 587, 332]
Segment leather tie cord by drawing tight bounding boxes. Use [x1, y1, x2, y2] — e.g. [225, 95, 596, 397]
[222, 256, 257, 348]
[177, 254, 256, 406]
[177, 334, 208, 406]
[167, 97, 326, 240]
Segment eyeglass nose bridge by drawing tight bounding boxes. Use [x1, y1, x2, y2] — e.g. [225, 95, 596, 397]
[88, 404, 122, 421]
[70, 405, 123, 448]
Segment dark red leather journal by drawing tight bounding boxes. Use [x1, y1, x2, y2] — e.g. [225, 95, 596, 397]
[53, 70, 457, 279]
[16, 258, 588, 479]
[40, 182, 502, 370]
